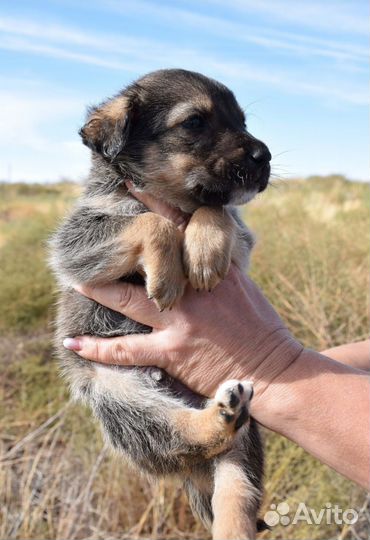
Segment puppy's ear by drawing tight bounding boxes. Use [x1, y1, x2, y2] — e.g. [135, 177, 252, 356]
[79, 95, 133, 161]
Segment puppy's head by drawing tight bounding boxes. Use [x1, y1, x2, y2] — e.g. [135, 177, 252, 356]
[80, 69, 271, 211]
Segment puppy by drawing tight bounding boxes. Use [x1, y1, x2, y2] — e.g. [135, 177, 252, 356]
[50, 69, 271, 540]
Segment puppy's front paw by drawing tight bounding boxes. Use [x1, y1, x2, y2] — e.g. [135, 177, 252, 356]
[140, 216, 186, 311]
[183, 207, 234, 291]
[146, 269, 186, 311]
[215, 380, 254, 431]
[184, 243, 231, 291]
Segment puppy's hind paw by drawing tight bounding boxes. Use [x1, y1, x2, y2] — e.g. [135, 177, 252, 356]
[215, 380, 254, 431]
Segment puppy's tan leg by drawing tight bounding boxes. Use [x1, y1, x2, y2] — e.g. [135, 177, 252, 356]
[103, 212, 185, 310]
[183, 207, 236, 291]
[212, 458, 259, 540]
[171, 380, 253, 459]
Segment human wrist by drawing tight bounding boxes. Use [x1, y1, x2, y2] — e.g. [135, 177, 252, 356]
[249, 338, 305, 431]
[194, 330, 303, 399]
[251, 345, 361, 436]
[247, 327, 303, 393]
[251, 347, 370, 486]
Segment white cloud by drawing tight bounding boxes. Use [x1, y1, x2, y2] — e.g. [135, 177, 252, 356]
[0, 16, 169, 61]
[101, 0, 368, 61]
[0, 16, 368, 106]
[0, 36, 141, 72]
[205, 0, 369, 36]
[0, 6, 368, 182]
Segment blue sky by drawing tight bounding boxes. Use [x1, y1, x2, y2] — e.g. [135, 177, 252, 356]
[0, 0, 368, 182]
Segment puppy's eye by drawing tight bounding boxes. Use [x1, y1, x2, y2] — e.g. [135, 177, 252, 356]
[182, 114, 204, 130]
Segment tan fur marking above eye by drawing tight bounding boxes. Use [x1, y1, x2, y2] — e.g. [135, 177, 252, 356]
[166, 97, 213, 128]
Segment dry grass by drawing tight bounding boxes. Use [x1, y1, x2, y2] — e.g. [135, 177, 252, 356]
[0, 177, 369, 540]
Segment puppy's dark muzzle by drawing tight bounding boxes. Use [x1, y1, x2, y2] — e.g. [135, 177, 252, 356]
[221, 135, 271, 193]
[192, 183, 234, 206]
[229, 159, 271, 193]
[191, 133, 271, 206]
[192, 160, 270, 207]
[240, 137, 271, 193]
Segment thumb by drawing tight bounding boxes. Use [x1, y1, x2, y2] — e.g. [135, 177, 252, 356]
[63, 332, 166, 368]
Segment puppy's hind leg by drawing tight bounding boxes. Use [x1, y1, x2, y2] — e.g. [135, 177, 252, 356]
[170, 380, 254, 459]
[212, 457, 260, 540]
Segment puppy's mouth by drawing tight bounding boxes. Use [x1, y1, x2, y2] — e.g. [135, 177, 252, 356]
[192, 184, 233, 206]
[191, 162, 270, 206]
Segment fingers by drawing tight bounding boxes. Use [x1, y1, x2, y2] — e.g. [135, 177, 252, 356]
[63, 332, 166, 367]
[126, 181, 190, 232]
[75, 281, 168, 329]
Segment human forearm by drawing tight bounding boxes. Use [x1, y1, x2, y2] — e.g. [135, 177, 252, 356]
[252, 348, 370, 488]
[321, 340, 369, 371]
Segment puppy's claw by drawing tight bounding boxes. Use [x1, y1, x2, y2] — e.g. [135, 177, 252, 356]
[184, 255, 230, 292]
[147, 275, 186, 312]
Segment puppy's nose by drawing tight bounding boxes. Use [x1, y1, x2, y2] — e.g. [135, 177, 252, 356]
[249, 141, 271, 165]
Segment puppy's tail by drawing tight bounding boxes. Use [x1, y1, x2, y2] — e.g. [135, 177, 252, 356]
[184, 478, 213, 531]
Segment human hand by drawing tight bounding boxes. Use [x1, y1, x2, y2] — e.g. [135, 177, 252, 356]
[64, 182, 303, 416]
[65, 268, 302, 404]
[126, 180, 191, 232]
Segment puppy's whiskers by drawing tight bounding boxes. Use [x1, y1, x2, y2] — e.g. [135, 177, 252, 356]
[230, 162, 248, 186]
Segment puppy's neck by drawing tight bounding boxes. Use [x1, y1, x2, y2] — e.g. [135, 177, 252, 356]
[85, 154, 138, 196]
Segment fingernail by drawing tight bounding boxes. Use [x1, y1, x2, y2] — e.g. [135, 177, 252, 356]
[63, 337, 82, 351]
